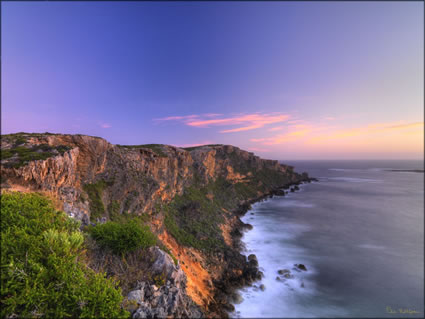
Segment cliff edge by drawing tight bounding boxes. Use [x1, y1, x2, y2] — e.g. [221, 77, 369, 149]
[1, 132, 312, 317]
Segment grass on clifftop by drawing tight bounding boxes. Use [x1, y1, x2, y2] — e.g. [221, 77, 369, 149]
[1, 143, 72, 168]
[1, 192, 129, 319]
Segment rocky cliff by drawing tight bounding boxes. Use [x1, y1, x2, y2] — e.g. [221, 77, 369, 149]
[1, 132, 312, 317]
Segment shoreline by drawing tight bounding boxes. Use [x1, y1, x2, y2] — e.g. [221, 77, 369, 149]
[215, 176, 317, 316]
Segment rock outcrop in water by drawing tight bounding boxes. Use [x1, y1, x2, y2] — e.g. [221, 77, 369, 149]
[1, 132, 313, 317]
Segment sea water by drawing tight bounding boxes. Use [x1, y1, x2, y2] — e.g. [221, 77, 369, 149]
[232, 160, 424, 318]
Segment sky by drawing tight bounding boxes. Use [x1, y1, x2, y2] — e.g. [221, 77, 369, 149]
[2, 1, 424, 160]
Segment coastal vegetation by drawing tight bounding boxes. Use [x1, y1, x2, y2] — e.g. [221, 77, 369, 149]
[83, 180, 114, 220]
[1, 142, 71, 169]
[88, 220, 157, 255]
[163, 167, 294, 252]
[164, 179, 228, 252]
[1, 133, 309, 317]
[1, 192, 129, 318]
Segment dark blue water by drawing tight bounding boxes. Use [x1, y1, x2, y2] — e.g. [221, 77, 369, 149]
[233, 160, 424, 318]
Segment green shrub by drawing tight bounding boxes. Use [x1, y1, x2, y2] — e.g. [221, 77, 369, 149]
[0, 192, 129, 319]
[89, 220, 157, 255]
[83, 181, 108, 220]
[0, 149, 15, 160]
[13, 136, 27, 146]
[108, 200, 121, 220]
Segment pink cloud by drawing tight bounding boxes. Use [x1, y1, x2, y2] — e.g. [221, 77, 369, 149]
[268, 126, 284, 132]
[250, 137, 269, 142]
[185, 113, 290, 133]
[385, 122, 423, 129]
[154, 112, 290, 133]
[100, 123, 112, 129]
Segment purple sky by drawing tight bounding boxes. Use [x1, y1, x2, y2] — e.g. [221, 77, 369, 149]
[2, 1, 423, 159]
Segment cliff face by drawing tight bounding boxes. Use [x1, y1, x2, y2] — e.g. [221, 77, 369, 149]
[1, 133, 311, 317]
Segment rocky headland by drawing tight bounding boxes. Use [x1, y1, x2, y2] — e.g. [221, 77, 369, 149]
[1, 132, 314, 317]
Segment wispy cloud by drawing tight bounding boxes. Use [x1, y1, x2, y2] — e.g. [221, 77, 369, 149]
[154, 115, 199, 122]
[155, 112, 290, 133]
[310, 121, 424, 142]
[268, 126, 284, 132]
[385, 122, 423, 130]
[250, 121, 424, 147]
[100, 123, 112, 129]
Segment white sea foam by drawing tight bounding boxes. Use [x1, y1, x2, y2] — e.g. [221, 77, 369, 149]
[329, 167, 394, 172]
[234, 205, 343, 317]
[327, 177, 382, 183]
[328, 168, 357, 172]
[233, 161, 424, 318]
[276, 199, 315, 208]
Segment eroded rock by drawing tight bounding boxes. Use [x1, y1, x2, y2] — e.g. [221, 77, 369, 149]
[128, 248, 203, 318]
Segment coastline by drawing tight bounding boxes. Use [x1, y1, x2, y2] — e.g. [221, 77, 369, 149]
[216, 176, 317, 316]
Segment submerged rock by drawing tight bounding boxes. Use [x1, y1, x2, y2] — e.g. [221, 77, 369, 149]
[274, 189, 285, 196]
[294, 264, 307, 271]
[283, 273, 294, 279]
[244, 223, 253, 230]
[230, 292, 244, 304]
[277, 269, 294, 280]
[259, 284, 265, 291]
[277, 269, 290, 275]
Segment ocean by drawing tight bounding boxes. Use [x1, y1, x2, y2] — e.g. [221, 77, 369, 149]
[232, 160, 424, 318]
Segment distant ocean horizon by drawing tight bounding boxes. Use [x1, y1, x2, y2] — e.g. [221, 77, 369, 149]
[232, 160, 424, 318]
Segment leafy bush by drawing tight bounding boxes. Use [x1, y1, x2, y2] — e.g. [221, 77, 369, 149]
[1, 192, 129, 318]
[89, 220, 157, 255]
